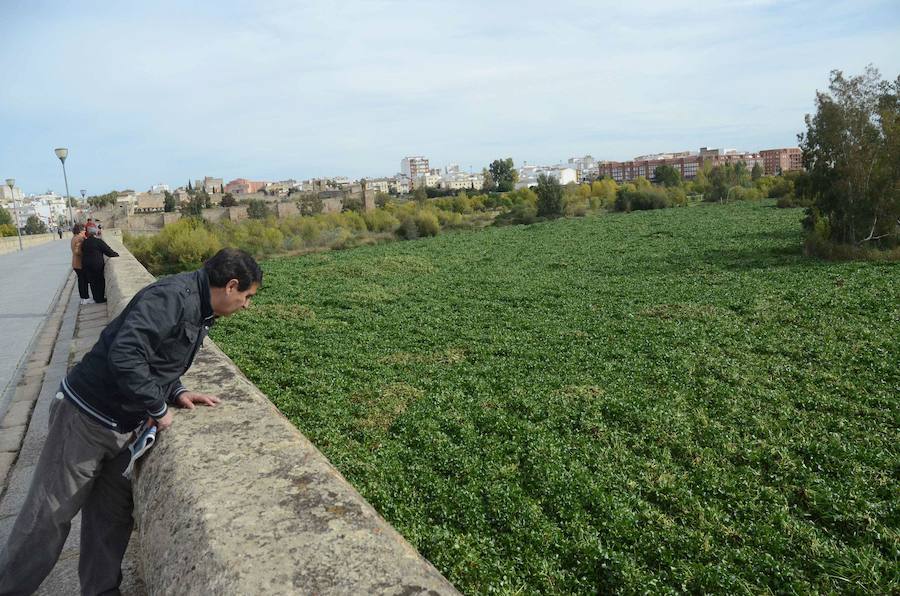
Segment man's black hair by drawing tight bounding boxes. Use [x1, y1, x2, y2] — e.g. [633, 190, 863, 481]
[203, 248, 262, 291]
[72, 223, 84, 234]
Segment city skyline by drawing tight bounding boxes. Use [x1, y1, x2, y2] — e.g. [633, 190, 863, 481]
[2, 0, 899, 195]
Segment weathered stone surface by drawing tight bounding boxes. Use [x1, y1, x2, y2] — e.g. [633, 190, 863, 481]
[19, 371, 44, 386]
[0, 452, 15, 484]
[11, 382, 40, 404]
[26, 352, 51, 367]
[0, 425, 26, 452]
[100, 238, 459, 594]
[0, 402, 34, 429]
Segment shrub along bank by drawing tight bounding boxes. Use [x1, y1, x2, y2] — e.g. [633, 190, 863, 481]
[125, 201, 495, 275]
[126, 170, 808, 275]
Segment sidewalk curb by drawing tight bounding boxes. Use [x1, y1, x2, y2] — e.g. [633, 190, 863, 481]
[0, 274, 74, 490]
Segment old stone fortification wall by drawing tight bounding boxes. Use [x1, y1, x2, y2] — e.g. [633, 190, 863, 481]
[0, 233, 60, 255]
[102, 236, 458, 595]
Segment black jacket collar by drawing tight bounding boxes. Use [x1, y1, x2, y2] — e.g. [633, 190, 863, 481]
[197, 268, 215, 323]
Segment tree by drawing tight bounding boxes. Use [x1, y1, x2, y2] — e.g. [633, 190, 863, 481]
[799, 65, 900, 246]
[220, 184, 225, 194]
[247, 199, 269, 219]
[88, 191, 118, 209]
[163, 191, 177, 213]
[412, 185, 428, 205]
[187, 180, 193, 191]
[489, 158, 518, 192]
[375, 191, 391, 208]
[180, 195, 204, 217]
[705, 163, 753, 202]
[297, 195, 322, 216]
[0, 205, 11, 226]
[220, 193, 237, 207]
[24, 215, 48, 235]
[342, 195, 364, 213]
[535, 174, 564, 218]
[653, 165, 682, 187]
[751, 162, 764, 181]
[481, 167, 496, 192]
[200, 190, 212, 208]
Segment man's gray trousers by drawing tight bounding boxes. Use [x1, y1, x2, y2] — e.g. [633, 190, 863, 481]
[0, 396, 135, 596]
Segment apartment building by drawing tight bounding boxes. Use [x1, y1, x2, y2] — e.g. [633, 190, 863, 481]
[568, 155, 597, 181]
[599, 151, 702, 183]
[699, 147, 765, 171]
[401, 156, 429, 180]
[441, 174, 484, 191]
[365, 179, 390, 193]
[0, 185, 24, 202]
[598, 147, 766, 183]
[759, 148, 803, 175]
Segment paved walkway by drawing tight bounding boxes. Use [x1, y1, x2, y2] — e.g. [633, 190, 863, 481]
[0, 241, 145, 594]
[0, 239, 73, 419]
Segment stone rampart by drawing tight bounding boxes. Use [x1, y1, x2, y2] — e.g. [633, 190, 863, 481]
[0, 233, 60, 255]
[102, 237, 458, 595]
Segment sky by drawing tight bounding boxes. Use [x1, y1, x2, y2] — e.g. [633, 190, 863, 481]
[1, 0, 899, 196]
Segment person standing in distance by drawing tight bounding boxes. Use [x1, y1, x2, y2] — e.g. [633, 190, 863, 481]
[70, 223, 91, 305]
[81, 224, 119, 304]
[0, 248, 262, 596]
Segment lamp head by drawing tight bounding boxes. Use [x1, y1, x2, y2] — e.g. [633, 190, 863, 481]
[5, 178, 14, 190]
[54, 147, 68, 162]
[80, 189, 86, 198]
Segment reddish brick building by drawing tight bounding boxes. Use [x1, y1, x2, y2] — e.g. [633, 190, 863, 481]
[598, 152, 702, 183]
[759, 148, 803, 175]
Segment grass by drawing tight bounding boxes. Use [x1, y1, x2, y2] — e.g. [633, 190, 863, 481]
[211, 200, 899, 594]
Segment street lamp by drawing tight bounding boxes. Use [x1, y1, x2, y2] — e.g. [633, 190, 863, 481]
[81, 189, 87, 220]
[5, 178, 23, 251]
[54, 147, 73, 228]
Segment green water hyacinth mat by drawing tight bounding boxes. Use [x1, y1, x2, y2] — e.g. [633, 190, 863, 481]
[212, 200, 899, 595]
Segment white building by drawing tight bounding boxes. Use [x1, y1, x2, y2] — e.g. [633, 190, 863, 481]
[151, 183, 171, 194]
[0, 185, 24, 202]
[365, 179, 390, 193]
[568, 155, 597, 181]
[440, 173, 484, 191]
[516, 165, 578, 189]
[415, 173, 442, 188]
[401, 156, 429, 180]
[390, 176, 410, 194]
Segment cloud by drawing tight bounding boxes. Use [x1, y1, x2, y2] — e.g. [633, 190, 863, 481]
[0, 0, 898, 192]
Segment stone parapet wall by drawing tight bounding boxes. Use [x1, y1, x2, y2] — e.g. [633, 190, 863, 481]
[0, 233, 60, 255]
[102, 237, 458, 595]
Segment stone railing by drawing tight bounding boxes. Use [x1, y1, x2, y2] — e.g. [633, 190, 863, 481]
[0, 233, 60, 255]
[103, 237, 459, 595]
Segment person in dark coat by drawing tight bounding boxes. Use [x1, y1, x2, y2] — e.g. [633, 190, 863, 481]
[0, 248, 262, 595]
[81, 225, 119, 303]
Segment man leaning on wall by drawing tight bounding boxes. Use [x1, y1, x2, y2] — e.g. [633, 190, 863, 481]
[0, 247, 262, 596]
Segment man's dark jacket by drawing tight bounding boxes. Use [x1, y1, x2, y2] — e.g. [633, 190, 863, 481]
[60, 268, 216, 432]
[81, 236, 119, 271]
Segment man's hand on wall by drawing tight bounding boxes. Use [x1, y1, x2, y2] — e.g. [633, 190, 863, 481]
[174, 392, 221, 409]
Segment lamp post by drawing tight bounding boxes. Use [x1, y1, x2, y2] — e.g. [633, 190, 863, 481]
[54, 147, 73, 228]
[5, 178, 23, 251]
[81, 189, 87, 220]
